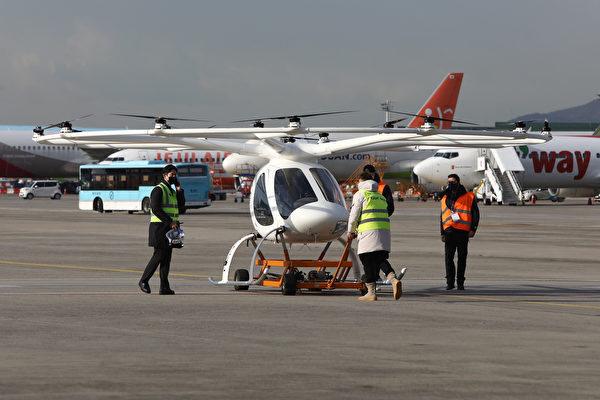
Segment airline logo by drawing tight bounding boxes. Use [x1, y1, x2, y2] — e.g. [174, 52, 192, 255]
[517, 146, 590, 180]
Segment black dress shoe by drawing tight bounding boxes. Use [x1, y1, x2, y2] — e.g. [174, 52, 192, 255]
[457, 284, 465, 290]
[139, 281, 151, 294]
[445, 284, 455, 290]
[159, 289, 175, 295]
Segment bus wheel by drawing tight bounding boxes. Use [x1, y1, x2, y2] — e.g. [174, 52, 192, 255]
[95, 198, 104, 213]
[142, 197, 150, 214]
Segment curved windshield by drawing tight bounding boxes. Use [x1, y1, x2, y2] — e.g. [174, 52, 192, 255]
[310, 168, 345, 207]
[274, 168, 317, 219]
[253, 173, 273, 226]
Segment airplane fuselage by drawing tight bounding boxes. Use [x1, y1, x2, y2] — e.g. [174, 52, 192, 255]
[413, 135, 600, 190]
[0, 126, 97, 178]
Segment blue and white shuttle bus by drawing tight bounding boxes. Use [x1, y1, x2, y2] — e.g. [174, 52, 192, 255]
[79, 161, 211, 213]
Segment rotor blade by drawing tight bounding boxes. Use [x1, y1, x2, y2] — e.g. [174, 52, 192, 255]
[72, 114, 94, 121]
[112, 113, 209, 122]
[232, 110, 356, 123]
[42, 114, 94, 130]
[42, 122, 65, 130]
[163, 117, 211, 122]
[390, 111, 477, 125]
[112, 113, 159, 119]
[371, 118, 407, 127]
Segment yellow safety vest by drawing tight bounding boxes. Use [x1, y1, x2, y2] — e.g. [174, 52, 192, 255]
[441, 192, 474, 231]
[357, 190, 390, 233]
[150, 181, 180, 223]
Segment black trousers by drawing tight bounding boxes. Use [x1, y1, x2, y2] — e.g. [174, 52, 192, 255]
[359, 250, 395, 284]
[444, 229, 469, 285]
[140, 246, 173, 290]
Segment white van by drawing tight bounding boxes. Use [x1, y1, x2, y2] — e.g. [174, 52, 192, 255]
[19, 180, 62, 200]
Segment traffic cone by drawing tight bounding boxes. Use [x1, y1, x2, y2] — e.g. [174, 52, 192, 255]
[588, 197, 592, 205]
[530, 196, 535, 204]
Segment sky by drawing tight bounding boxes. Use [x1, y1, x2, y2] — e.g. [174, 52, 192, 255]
[1, 0, 599, 129]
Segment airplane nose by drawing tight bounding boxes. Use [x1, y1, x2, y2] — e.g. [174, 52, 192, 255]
[412, 159, 429, 180]
[287, 202, 348, 241]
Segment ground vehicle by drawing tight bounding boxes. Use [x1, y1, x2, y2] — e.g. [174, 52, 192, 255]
[521, 189, 564, 202]
[19, 180, 62, 200]
[79, 161, 211, 213]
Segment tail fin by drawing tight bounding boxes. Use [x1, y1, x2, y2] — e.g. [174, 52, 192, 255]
[407, 72, 463, 129]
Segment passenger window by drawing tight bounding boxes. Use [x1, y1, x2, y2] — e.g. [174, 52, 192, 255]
[253, 174, 273, 226]
[310, 168, 345, 207]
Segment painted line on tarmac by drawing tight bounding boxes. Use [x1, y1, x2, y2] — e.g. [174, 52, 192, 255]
[428, 293, 600, 310]
[0, 260, 217, 279]
[0, 230, 76, 235]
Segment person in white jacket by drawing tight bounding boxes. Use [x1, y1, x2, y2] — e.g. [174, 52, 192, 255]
[347, 172, 405, 301]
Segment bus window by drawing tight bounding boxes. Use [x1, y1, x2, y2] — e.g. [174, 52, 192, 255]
[179, 166, 208, 176]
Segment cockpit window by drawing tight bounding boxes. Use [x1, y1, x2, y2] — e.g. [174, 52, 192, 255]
[253, 173, 273, 226]
[310, 168, 345, 207]
[274, 168, 317, 219]
[434, 152, 443, 157]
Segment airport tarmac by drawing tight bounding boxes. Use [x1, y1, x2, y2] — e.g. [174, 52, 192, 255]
[1, 195, 599, 399]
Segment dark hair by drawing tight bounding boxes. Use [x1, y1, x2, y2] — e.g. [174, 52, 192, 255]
[359, 172, 373, 181]
[447, 173, 460, 183]
[363, 164, 376, 173]
[163, 164, 178, 175]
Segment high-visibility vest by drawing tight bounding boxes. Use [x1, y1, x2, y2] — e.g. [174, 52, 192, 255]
[441, 192, 475, 231]
[357, 190, 390, 233]
[377, 182, 387, 195]
[150, 181, 180, 223]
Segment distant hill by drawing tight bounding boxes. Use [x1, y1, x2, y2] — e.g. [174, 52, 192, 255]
[511, 98, 600, 122]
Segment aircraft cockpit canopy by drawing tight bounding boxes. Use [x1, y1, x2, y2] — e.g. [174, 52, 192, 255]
[274, 168, 318, 219]
[433, 151, 459, 159]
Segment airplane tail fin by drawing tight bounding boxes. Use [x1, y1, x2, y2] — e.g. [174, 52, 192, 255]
[407, 72, 464, 129]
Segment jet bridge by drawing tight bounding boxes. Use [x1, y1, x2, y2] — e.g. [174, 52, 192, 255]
[477, 147, 524, 205]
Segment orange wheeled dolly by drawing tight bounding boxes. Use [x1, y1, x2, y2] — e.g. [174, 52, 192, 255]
[209, 227, 366, 295]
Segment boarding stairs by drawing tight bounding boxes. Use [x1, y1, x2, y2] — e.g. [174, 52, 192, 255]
[479, 148, 524, 205]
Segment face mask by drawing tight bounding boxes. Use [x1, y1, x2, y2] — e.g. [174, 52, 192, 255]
[168, 176, 177, 185]
[447, 182, 458, 191]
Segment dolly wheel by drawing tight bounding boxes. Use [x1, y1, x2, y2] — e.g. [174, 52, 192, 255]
[281, 273, 297, 296]
[233, 269, 250, 291]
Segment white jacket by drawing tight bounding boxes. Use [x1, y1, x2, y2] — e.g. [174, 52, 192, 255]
[348, 180, 391, 254]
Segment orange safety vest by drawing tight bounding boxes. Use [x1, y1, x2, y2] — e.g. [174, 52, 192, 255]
[377, 182, 387, 195]
[441, 192, 475, 232]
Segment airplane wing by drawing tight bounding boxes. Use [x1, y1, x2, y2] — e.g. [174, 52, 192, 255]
[34, 126, 552, 160]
